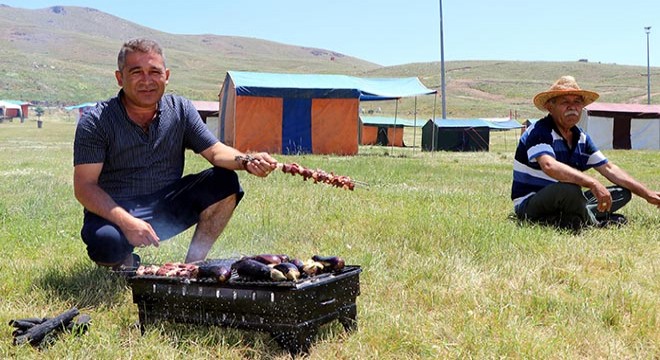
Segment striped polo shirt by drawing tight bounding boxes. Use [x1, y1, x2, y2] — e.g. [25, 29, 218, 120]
[73, 90, 219, 201]
[511, 115, 608, 210]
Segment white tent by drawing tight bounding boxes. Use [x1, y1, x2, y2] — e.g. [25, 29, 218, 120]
[0, 100, 21, 116]
[579, 102, 660, 150]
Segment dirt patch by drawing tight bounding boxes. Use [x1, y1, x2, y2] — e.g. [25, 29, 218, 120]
[448, 79, 507, 102]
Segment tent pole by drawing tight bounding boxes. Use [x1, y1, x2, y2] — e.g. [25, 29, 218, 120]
[439, 0, 447, 119]
[391, 99, 399, 155]
[413, 96, 418, 155]
[431, 93, 438, 152]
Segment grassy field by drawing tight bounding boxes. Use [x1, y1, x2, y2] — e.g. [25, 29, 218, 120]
[1, 118, 659, 359]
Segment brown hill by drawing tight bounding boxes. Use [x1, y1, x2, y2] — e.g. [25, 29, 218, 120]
[0, 5, 379, 102]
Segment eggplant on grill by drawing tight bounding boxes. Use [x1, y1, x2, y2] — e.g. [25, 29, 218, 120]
[312, 255, 346, 272]
[232, 258, 287, 281]
[273, 262, 301, 281]
[249, 254, 284, 265]
[197, 264, 231, 283]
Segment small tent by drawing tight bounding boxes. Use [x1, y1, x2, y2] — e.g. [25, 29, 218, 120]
[191, 100, 220, 123]
[579, 102, 660, 150]
[422, 118, 522, 151]
[0, 100, 25, 120]
[360, 116, 421, 147]
[65, 102, 97, 122]
[217, 71, 436, 155]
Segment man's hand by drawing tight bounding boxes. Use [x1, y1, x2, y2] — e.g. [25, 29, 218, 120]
[239, 152, 278, 177]
[596, 162, 660, 210]
[645, 191, 660, 209]
[119, 216, 160, 249]
[588, 181, 613, 212]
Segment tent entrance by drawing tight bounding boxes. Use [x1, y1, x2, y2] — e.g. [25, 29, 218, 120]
[376, 127, 389, 145]
[282, 98, 312, 154]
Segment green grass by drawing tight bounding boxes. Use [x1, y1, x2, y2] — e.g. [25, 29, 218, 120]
[1, 119, 659, 359]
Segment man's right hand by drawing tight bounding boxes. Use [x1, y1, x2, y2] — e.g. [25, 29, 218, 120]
[120, 216, 160, 249]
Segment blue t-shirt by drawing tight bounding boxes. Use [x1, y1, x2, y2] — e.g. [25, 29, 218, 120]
[73, 90, 218, 201]
[511, 115, 608, 209]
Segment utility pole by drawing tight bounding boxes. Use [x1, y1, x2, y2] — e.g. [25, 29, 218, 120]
[645, 26, 651, 104]
[439, 0, 446, 118]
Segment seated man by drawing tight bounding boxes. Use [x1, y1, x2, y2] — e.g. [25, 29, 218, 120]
[73, 38, 278, 270]
[511, 75, 660, 230]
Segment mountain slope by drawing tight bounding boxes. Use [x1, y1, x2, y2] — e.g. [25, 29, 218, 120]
[0, 5, 380, 103]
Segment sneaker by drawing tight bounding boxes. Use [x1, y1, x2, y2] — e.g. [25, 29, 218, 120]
[597, 213, 627, 228]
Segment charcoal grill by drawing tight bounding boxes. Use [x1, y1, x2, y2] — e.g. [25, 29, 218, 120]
[128, 259, 362, 355]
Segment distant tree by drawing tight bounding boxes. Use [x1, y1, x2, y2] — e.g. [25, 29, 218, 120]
[35, 106, 45, 120]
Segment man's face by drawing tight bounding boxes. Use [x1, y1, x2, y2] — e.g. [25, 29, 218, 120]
[545, 94, 585, 131]
[115, 51, 170, 110]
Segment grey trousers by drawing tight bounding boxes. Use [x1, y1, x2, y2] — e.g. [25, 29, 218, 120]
[516, 183, 631, 229]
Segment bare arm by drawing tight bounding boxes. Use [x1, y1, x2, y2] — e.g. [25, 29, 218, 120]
[595, 162, 660, 208]
[200, 142, 278, 176]
[536, 154, 612, 212]
[73, 163, 160, 248]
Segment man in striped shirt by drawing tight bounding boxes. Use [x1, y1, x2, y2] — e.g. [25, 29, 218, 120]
[73, 38, 278, 271]
[511, 76, 660, 230]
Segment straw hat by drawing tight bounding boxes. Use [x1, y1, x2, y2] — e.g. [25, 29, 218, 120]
[533, 75, 599, 111]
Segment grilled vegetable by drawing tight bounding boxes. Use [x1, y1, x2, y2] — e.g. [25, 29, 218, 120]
[289, 258, 304, 272]
[249, 254, 283, 265]
[270, 268, 287, 281]
[273, 262, 301, 281]
[232, 259, 271, 280]
[301, 259, 324, 276]
[232, 258, 286, 281]
[311, 255, 345, 271]
[197, 265, 231, 283]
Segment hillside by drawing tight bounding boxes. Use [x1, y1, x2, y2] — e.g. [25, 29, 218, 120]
[0, 5, 379, 103]
[0, 5, 658, 119]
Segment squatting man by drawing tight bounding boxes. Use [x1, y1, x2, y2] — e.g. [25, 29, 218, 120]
[73, 38, 278, 270]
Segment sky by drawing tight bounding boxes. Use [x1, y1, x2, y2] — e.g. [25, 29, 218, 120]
[2, 0, 660, 67]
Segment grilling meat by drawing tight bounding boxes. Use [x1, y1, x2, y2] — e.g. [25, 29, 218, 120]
[235, 155, 356, 190]
[133, 253, 347, 283]
[281, 162, 355, 191]
[136, 263, 199, 279]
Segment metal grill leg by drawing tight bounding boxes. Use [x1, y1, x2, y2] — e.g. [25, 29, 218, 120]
[338, 303, 358, 332]
[272, 328, 317, 356]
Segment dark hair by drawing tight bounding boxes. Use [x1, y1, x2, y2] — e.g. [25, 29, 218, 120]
[117, 38, 166, 71]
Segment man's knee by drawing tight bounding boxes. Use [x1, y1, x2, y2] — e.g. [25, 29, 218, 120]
[81, 223, 132, 265]
[557, 183, 587, 209]
[200, 193, 237, 220]
[520, 183, 587, 220]
[187, 167, 244, 211]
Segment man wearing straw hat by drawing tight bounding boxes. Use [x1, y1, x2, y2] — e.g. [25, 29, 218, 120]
[511, 75, 660, 230]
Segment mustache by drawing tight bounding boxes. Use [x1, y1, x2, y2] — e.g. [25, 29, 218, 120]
[564, 110, 580, 117]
